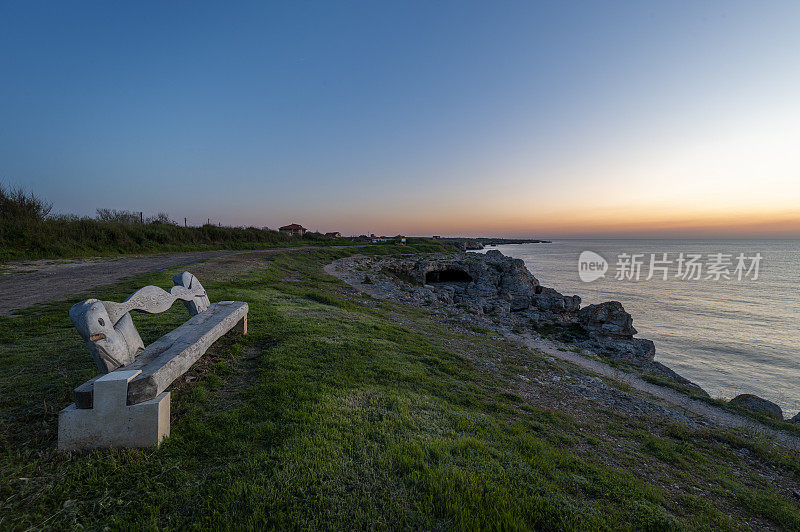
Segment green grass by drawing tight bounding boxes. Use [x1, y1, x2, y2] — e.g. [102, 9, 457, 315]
[639, 373, 800, 437]
[531, 322, 590, 343]
[641, 373, 709, 399]
[2, 246, 799, 529]
[696, 395, 800, 438]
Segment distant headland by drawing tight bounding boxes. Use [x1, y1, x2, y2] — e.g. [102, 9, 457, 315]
[430, 237, 551, 251]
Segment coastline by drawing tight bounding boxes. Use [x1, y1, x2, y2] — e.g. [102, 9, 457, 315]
[6, 245, 800, 528]
[477, 239, 800, 417]
[325, 249, 800, 443]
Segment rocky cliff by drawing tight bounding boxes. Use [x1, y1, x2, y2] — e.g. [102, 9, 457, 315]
[338, 249, 706, 394]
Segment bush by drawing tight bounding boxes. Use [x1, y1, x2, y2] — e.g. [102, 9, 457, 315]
[145, 212, 177, 225]
[95, 208, 141, 224]
[0, 184, 52, 223]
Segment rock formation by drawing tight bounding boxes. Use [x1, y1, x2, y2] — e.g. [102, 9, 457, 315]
[334, 249, 708, 396]
[378, 250, 662, 363]
[730, 394, 783, 420]
[577, 302, 636, 338]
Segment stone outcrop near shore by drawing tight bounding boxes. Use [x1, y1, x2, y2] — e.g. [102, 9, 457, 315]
[382, 249, 650, 358]
[730, 394, 783, 420]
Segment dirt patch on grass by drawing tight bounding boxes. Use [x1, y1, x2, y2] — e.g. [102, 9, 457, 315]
[0, 250, 238, 316]
[0, 246, 345, 316]
[209, 345, 264, 414]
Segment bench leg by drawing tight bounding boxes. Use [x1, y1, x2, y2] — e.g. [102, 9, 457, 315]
[58, 370, 170, 451]
[235, 314, 248, 335]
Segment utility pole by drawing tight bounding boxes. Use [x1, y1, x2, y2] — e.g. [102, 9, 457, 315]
[184, 217, 187, 227]
[140, 212, 143, 224]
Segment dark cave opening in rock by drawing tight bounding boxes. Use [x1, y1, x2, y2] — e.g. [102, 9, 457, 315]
[425, 269, 473, 283]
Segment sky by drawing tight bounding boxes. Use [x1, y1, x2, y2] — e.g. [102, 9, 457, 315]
[1, 1, 799, 238]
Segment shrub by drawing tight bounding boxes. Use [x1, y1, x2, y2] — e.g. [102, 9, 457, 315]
[95, 208, 140, 224]
[0, 184, 52, 223]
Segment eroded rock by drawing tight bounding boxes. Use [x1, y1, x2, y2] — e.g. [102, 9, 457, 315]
[730, 394, 783, 420]
[578, 301, 637, 338]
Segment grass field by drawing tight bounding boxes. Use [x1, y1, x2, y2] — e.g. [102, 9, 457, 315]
[2, 243, 800, 529]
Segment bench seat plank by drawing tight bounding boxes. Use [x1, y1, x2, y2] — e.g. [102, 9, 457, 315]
[74, 301, 248, 408]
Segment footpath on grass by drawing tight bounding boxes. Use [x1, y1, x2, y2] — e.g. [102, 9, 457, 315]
[510, 332, 800, 451]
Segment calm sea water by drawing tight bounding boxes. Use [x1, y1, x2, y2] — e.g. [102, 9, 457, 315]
[480, 239, 800, 415]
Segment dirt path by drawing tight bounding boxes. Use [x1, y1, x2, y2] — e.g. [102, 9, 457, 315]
[507, 333, 800, 451]
[0, 246, 337, 316]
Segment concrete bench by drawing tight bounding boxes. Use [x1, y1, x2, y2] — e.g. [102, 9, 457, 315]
[58, 272, 248, 451]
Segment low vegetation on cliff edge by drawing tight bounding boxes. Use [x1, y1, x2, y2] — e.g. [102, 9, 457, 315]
[0, 185, 349, 262]
[2, 243, 800, 529]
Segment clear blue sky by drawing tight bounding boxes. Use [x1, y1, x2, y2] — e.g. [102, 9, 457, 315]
[2, 1, 799, 236]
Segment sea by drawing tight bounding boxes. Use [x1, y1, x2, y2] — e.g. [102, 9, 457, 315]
[476, 239, 800, 415]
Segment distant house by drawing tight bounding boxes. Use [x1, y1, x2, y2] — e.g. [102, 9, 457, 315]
[279, 223, 307, 236]
[325, 232, 342, 238]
